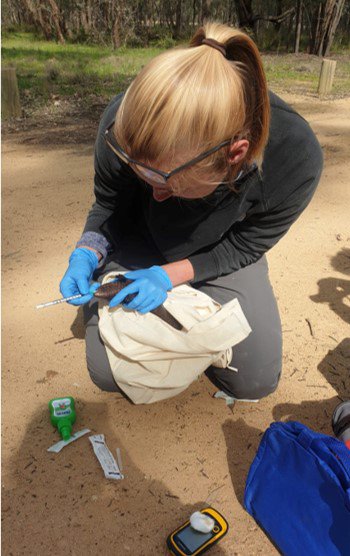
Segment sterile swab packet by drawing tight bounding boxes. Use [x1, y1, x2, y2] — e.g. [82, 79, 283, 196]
[89, 434, 124, 480]
[47, 428, 91, 453]
[190, 511, 215, 533]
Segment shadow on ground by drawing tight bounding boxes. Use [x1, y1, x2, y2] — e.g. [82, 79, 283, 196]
[71, 305, 85, 339]
[273, 339, 349, 432]
[222, 419, 263, 508]
[310, 248, 350, 325]
[2, 401, 227, 555]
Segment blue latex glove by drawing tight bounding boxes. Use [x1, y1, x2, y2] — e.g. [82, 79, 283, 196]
[109, 266, 173, 314]
[60, 247, 100, 306]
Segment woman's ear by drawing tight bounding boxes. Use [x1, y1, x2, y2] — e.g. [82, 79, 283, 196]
[227, 139, 250, 166]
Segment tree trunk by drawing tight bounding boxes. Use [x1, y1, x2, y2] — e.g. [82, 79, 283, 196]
[317, 0, 336, 56]
[274, 0, 283, 32]
[294, 0, 303, 53]
[48, 0, 65, 44]
[313, 0, 345, 57]
[112, 12, 122, 49]
[24, 0, 52, 40]
[173, 0, 182, 38]
[227, 0, 235, 25]
[286, 10, 295, 53]
[303, 3, 314, 53]
[310, 2, 323, 54]
[37, 6, 52, 40]
[86, 0, 92, 30]
[323, 0, 345, 56]
[80, 0, 90, 37]
[5, 0, 20, 25]
[165, 3, 175, 34]
[233, 0, 255, 31]
[201, 0, 211, 23]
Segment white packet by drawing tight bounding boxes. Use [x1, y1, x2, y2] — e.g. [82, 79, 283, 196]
[47, 428, 91, 453]
[89, 434, 124, 480]
[190, 511, 215, 533]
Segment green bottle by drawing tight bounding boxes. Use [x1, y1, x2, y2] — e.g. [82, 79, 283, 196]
[49, 397, 76, 441]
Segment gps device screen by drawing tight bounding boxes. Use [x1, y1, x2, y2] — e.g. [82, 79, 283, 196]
[173, 527, 214, 553]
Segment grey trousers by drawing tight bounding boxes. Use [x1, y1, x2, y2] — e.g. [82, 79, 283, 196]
[83, 252, 282, 400]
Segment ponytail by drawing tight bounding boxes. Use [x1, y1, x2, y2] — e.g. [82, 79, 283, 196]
[189, 23, 270, 169]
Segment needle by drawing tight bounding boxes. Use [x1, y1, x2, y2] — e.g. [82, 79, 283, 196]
[36, 294, 84, 309]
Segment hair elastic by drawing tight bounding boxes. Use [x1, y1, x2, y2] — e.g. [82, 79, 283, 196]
[201, 38, 227, 57]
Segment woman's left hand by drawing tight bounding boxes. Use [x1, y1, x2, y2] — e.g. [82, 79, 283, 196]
[109, 266, 173, 313]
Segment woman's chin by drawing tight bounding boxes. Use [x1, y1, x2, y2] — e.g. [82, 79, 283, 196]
[152, 188, 173, 202]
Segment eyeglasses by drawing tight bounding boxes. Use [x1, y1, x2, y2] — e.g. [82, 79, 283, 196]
[104, 119, 232, 186]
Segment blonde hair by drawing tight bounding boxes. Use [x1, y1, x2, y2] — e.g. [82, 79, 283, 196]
[114, 22, 270, 188]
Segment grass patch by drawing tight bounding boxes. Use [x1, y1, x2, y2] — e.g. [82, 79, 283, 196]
[2, 32, 350, 114]
[263, 52, 350, 96]
[2, 32, 164, 107]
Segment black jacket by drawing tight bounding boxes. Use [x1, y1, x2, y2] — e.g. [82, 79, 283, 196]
[83, 91, 323, 282]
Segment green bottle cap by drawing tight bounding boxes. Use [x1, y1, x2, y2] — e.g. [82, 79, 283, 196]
[59, 422, 72, 441]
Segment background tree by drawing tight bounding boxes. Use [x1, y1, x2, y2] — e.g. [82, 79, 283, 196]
[2, 0, 349, 54]
[310, 0, 346, 55]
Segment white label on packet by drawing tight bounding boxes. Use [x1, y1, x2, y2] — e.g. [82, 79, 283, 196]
[47, 428, 91, 453]
[89, 434, 124, 480]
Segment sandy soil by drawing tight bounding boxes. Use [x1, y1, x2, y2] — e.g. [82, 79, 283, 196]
[2, 93, 350, 555]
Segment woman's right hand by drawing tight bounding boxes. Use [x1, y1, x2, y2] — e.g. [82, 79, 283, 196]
[60, 247, 100, 305]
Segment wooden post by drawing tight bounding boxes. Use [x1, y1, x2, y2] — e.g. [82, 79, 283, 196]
[1, 67, 21, 119]
[317, 58, 337, 95]
[294, 0, 303, 54]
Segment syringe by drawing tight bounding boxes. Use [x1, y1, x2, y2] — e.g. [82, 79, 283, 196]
[36, 294, 85, 309]
[36, 281, 102, 309]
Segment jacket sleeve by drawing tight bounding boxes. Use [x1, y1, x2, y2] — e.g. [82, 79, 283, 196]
[188, 126, 323, 283]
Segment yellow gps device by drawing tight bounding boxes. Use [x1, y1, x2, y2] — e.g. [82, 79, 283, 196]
[167, 507, 228, 555]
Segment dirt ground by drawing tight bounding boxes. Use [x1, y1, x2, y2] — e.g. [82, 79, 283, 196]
[2, 93, 350, 555]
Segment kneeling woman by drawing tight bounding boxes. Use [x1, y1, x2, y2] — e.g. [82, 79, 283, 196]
[60, 22, 323, 401]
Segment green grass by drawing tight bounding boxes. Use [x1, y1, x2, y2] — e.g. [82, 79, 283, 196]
[263, 53, 350, 96]
[2, 32, 350, 111]
[2, 32, 164, 103]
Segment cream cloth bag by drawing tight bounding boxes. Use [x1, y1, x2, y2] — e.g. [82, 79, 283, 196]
[98, 271, 251, 404]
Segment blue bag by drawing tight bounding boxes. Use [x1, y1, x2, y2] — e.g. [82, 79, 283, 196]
[244, 421, 350, 555]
